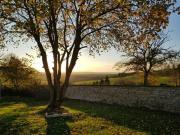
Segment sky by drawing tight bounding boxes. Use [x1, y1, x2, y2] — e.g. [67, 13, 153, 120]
[3, 6, 180, 73]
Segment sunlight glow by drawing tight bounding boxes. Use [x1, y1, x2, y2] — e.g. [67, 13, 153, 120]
[32, 53, 117, 73]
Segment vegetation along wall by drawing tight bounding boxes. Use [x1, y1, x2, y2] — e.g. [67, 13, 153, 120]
[65, 86, 180, 114]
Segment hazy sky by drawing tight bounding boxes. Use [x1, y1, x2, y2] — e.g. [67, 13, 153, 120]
[4, 7, 180, 73]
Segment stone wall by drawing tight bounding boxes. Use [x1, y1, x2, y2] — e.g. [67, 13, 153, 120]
[2, 85, 179, 113]
[66, 86, 180, 114]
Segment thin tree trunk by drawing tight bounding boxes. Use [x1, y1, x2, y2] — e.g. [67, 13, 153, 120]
[58, 42, 80, 105]
[58, 86, 67, 106]
[47, 87, 57, 111]
[144, 71, 149, 86]
[14, 79, 19, 90]
[0, 86, 1, 99]
[35, 37, 56, 110]
[57, 69, 72, 106]
[178, 67, 180, 86]
[50, 51, 58, 109]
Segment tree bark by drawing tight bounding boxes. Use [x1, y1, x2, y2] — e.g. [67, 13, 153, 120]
[57, 36, 81, 106]
[0, 85, 1, 100]
[144, 71, 149, 86]
[34, 37, 56, 110]
[58, 86, 67, 106]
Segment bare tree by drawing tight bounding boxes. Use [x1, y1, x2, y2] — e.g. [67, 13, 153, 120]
[115, 34, 180, 86]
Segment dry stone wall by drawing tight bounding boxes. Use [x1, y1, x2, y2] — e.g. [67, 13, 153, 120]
[65, 86, 180, 114]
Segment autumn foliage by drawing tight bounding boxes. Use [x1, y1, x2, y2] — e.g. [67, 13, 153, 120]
[0, 0, 178, 111]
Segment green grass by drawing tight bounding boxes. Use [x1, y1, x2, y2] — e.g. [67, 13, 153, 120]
[0, 97, 180, 135]
[73, 72, 177, 86]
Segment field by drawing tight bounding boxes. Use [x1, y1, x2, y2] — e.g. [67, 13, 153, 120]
[0, 97, 180, 135]
[34, 72, 118, 85]
[2, 68, 177, 88]
[72, 71, 178, 86]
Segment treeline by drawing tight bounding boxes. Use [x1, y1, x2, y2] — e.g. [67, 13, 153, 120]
[92, 76, 110, 85]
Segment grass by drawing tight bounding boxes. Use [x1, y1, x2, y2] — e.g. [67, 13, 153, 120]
[73, 72, 177, 86]
[0, 97, 180, 135]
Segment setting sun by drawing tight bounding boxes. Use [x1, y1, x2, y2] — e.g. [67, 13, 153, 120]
[32, 52, 119, 73]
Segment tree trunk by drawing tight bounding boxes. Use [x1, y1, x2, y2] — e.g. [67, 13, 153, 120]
[57, 86, 67, 106]
[144, 71, 149, 86]
[57, 33, 81, 105]
[14, 79, 19, 90]
[0, 82, 1, 99]
[48, 50, 58, 110]
[48, 87, 57, 110]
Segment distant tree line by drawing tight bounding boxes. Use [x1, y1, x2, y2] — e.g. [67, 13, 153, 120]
[93, 76, 110, 85]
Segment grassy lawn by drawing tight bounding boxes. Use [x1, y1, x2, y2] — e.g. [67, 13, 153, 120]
[0, 97, 179, 135]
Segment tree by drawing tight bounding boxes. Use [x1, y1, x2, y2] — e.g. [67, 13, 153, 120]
[100, 79, 104, 85]
[177, 64, 180, 86]
[171, 59, 180, 86]
[105, 76, 110, 85]
[0, 54, 33, 89]
[115, 34, 179, 86]
[0, 0, 177, 112]
[0, 54, 3, 99]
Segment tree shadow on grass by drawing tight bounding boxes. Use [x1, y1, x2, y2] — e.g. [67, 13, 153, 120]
[46, 117, 71, 135]
[63, 99, 180, 135]
[12, 97, 72, 135]
[0, 113, 18, 134]
[2, 97, 180, 134]
[0, 111, 31, 135]
[0, 97, 71, 135]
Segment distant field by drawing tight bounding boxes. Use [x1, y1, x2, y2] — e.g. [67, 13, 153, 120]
[72, 71, 178, 86]
[30, 69, 179, 86]
[34, 72, 118, 85]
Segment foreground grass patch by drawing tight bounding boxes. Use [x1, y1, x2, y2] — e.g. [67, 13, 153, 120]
[0, 97, 179, 135]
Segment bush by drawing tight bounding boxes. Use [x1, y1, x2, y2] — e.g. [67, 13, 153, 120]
[1, 85, 49, 99]
[1, 86, 33, 97]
